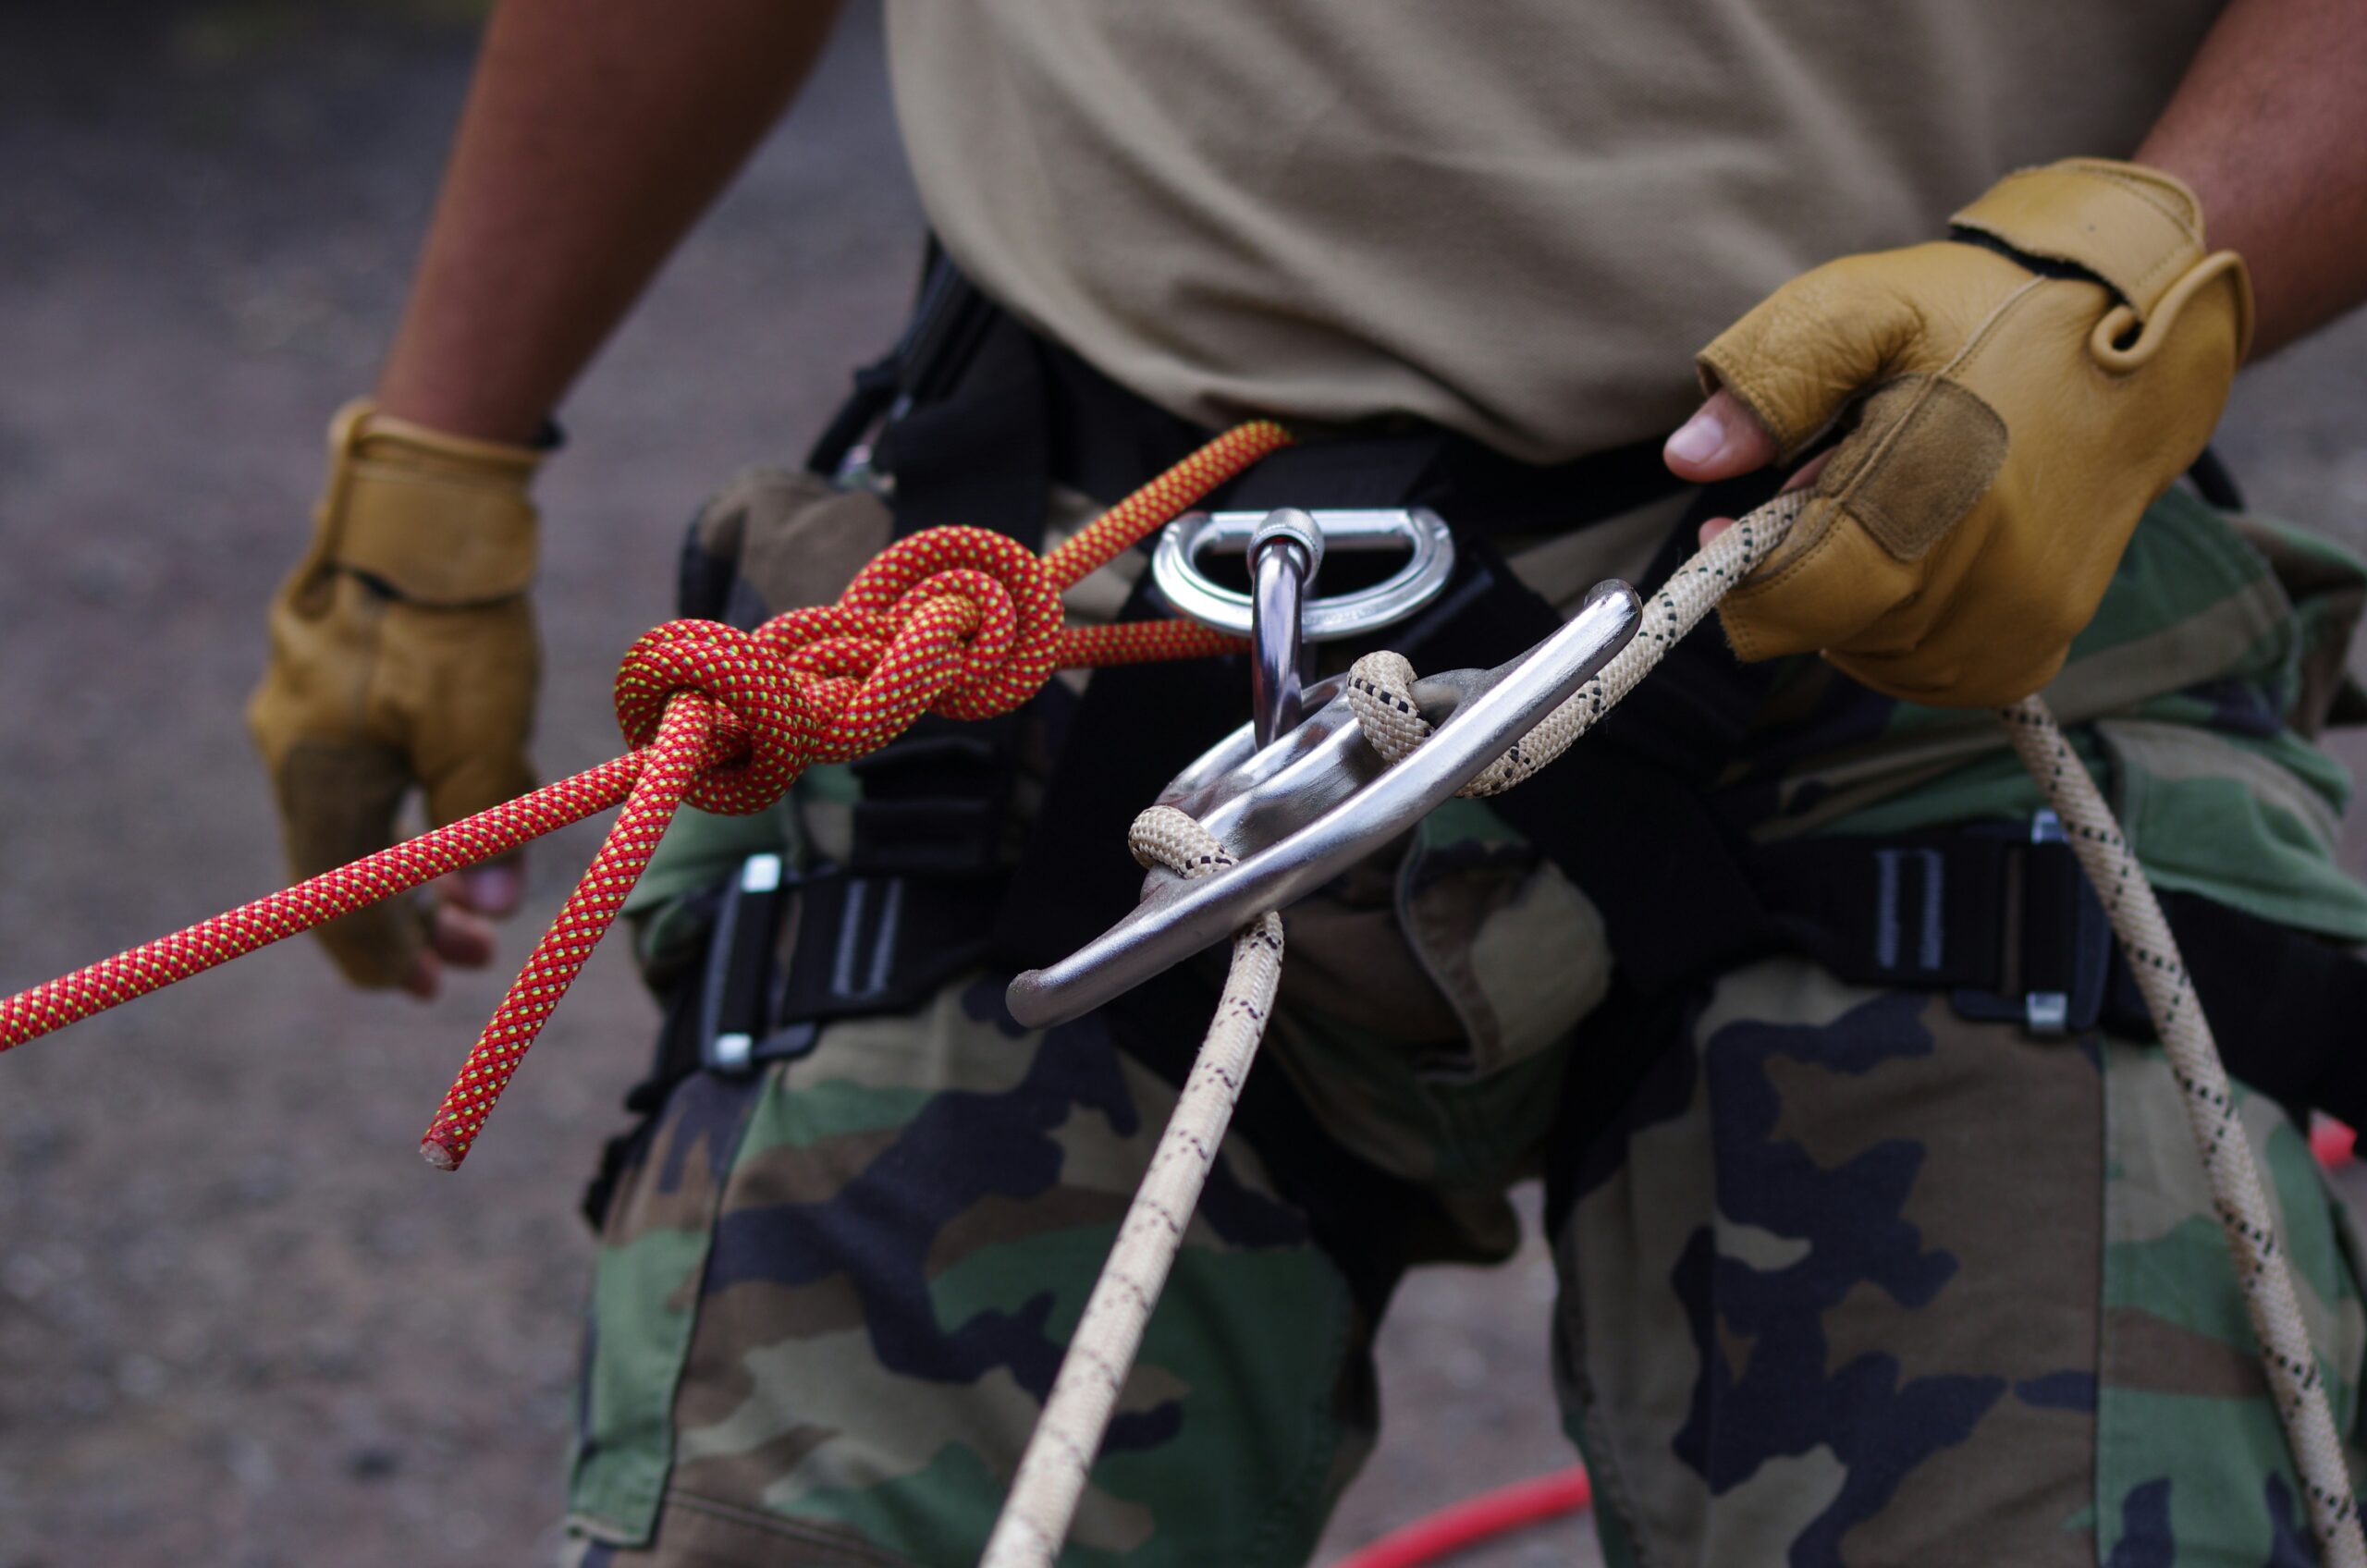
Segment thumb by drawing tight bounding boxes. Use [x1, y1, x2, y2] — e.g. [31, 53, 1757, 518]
[1663, 389, 1780, 483]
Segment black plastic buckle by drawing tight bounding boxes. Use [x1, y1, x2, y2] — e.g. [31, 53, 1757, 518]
[697, 851, 817, 1074]
[1949, 809, 2116, 1036]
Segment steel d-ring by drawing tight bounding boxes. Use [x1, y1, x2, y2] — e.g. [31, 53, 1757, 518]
[1149, 507, 1456, 643]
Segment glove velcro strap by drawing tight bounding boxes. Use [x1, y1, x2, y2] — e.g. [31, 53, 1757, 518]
[1949, 158, 2207, 321]
[318, 399, 542, 606]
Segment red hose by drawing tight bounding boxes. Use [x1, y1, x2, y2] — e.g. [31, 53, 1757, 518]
[2314, 1117, 2355, 1169]
[1335, 1465, 1592, 1568]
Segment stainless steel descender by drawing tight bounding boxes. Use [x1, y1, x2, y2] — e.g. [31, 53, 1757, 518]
[1004, 581, 1642, 1028]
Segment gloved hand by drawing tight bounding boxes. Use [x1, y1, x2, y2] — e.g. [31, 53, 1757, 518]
[247, 400, 544, 991]
[1677, 158, 2253, 706]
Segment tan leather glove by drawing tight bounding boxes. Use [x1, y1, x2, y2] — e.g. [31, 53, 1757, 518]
[247, 400, 543, 987]
[1699, 158, 2254, 706]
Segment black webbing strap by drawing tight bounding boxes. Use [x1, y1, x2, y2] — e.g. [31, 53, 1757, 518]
[769, 288, 1060, 1031]
[1748, 827, 2113, 1020]
[1736, 830, 2367, 1124]
[2165, 890, 2367, 1125]
[876, 308, 1052, 541]
[804, 242, 997, 483]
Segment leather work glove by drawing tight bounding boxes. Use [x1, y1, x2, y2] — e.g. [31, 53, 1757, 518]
[1691, 158, 2253, 706]
[247, 400, 544, 990]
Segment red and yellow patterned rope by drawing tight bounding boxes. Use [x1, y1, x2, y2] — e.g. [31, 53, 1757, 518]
[0, 420, 1293, 1170]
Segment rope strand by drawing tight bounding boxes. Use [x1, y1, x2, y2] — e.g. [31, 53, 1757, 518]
[0, 751, 642, 1047]
[421, 690, 718, 1168]
[1997, 698, 2363, 1564]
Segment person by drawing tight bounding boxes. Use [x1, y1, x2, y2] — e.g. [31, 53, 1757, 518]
[242, 2, 2367, 1563]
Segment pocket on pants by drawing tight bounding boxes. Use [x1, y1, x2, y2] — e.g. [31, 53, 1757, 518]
[567, 1071, 768, 1546]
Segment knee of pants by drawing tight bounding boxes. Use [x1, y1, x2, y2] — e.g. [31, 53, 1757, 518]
[564, 976, 1377, 1568]
[1549, 958, 2367, 1568]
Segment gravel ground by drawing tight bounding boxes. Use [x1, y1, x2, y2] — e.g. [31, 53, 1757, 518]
[1, 7, 2361, 1567]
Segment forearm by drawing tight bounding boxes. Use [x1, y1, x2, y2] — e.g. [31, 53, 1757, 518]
[2137, 0, 2367, 358]
[375, 0, 845, 442]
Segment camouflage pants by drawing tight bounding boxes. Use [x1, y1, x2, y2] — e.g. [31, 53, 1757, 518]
[560, 824, 2367, 1566]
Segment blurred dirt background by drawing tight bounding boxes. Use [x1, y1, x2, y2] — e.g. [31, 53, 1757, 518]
[1, 6, 2363, 1566]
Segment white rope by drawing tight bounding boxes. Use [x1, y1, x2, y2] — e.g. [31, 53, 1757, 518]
[978, 806, 1285, 1568]
[984, 491, 2364, 1567]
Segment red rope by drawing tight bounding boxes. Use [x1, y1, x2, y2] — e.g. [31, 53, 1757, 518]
[0, 421, 1292, 1170]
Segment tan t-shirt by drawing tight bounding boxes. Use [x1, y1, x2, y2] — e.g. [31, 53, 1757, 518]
[885, 1, 2224, 463]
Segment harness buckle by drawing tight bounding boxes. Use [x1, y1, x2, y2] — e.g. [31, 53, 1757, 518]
[1948, 807, 2116, 1037]
[696, 851, 817, 1074]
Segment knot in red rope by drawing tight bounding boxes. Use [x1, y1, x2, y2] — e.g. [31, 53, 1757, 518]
[760, 524, 1065, 763]
[612, 526, 1062, 812]
[613, 619, 815, 815]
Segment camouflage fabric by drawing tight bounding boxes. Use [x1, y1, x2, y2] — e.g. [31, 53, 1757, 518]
[560, 477, 2367, 1565]
[1560, 958, 2367, 1567]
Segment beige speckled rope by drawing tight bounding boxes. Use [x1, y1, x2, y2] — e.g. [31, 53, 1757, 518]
[1348, 494, 2365, 1568]
[1997, 698, 2363, 1564]
[979, 806, 1285, 1568]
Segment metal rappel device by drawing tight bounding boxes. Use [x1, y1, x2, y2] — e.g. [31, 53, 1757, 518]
[1006, 506, 1641, 1027]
